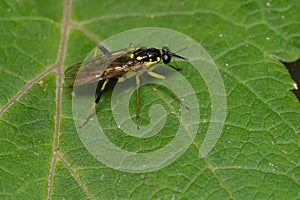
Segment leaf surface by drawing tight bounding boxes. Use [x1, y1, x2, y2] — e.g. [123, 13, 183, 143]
[0, 0, 300, 199]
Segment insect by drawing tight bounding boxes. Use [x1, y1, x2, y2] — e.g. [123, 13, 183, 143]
[65, 44, 189, 129]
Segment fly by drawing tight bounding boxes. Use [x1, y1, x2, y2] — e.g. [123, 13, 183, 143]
[64, 44, 189, 129]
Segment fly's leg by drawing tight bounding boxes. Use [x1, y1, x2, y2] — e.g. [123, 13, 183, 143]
[147, 71, 189, 110]
[118, 71, 141, 129]
[79, 103, 96, 129]
[78, 44, 111, 129]
[135, 74, 141, 130]
[95, 79, 109, 103]
[79, 79, 110, 129]
[98, 44, 111, 56]
[94, 44, 111, 103]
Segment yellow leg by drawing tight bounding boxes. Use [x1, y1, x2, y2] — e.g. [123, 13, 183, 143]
[79, 79, 110, 129]
[118, 71, 136, 82]
[93, 46, 98, 58]
[78, 44, 114, 129]
[117, 70, 142, 129]
[147, 71, 189, 110]
[135, 74, 141, 130]
[95, 79, 109, 103]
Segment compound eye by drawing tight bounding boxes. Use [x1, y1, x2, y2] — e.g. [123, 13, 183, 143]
[162, 46, 170, 54]
[162, 53, 171, 64]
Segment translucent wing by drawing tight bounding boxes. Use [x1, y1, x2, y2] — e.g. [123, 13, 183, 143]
[64, 55, 110, 86]
[64, 45, 138, 86]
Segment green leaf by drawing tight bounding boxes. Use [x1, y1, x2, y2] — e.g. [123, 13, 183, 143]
[1, 0, 300, 199]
